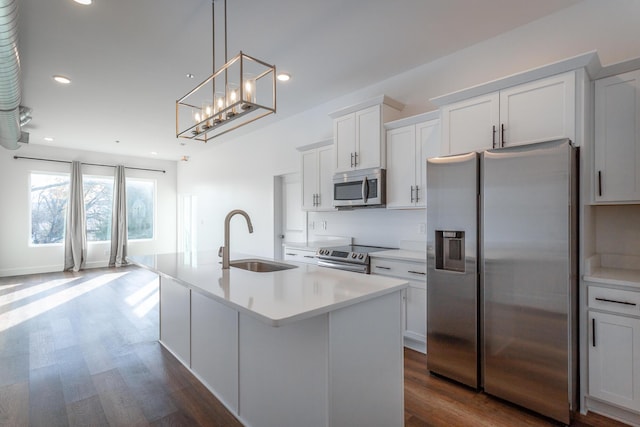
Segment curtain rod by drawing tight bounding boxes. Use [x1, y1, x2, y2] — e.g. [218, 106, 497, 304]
[13, 155, 166, 174]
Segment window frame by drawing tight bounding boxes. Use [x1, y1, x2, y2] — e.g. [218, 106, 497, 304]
[28, 171, 70, 247]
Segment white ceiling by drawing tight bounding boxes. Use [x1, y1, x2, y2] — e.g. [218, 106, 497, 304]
[17, 0, 582, 160]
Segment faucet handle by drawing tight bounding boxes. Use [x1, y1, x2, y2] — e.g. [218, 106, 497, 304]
[218, 246, 224, 257]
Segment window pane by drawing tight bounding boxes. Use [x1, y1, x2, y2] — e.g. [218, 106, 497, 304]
[127, 179, 154, 240]
[84, 176, 114, 242]
[31, 173, 69, 244]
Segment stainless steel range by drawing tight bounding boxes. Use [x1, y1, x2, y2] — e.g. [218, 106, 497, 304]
[316, 245, 393, 274]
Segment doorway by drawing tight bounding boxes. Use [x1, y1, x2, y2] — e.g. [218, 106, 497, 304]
[273, 173, 306, 259]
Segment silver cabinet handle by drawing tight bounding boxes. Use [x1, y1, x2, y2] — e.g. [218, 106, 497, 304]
[316, 193, 320, 206]
[410, 185, 415, 203]
[354, 152, 359, 167]
[598, 171, 603, 197]
[592, 318, 596, 347]
[375, 265, 391, 270]
[303, 255, 315, 259]
[408, 270, 426, 275]
[285, 253, 297, 256]
[415, 185, 419, 203]
[501, 123, 505, 147]
[595, 297, 637, 306]
[350, 152, 354, 168]
[492, 125, 496, 148]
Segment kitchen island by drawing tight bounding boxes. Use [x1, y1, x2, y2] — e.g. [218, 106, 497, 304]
[128, 251, 408, 427]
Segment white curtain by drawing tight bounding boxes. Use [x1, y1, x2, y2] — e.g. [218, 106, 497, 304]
[109, 165, 128, 267]
[64, 161, 87, 272]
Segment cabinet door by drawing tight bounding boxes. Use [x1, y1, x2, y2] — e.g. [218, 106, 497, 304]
[159, 277, 191, 365]
[416, 119, 440, 208]
[499, 72, 575, 148]
[386, 125, 416, 209]
[589, 311, 640, 411]
[594, 70, 640, 202]
[301, 150, 319, 210]
[355, 104, 382, 170]
[317, 145, 335, 210]
[334, 114, 356, 173]
[441, 93, 499, 155]
[405, 283, 427, 345]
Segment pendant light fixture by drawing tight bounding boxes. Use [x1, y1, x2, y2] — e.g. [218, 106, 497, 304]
[176, 0, 276, 143]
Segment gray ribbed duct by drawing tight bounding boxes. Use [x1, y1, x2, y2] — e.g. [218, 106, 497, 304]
[0, 0, 22, 150]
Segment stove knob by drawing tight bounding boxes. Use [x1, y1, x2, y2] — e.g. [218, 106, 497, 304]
[358, 254, 364, 259]
[351, 253, 357, 258]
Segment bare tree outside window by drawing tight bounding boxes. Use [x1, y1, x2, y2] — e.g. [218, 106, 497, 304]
[84, 176, 114, 241]
[30, 173, 69, 244]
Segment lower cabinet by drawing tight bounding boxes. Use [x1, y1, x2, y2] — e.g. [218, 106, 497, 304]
[371, 256, 427, 353]
[588, 284, 640, 413]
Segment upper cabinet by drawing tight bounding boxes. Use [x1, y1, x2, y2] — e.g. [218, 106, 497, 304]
[330, 95, 404, 173]
[439, 72, 576, 156]
[594, 69, 640, 203]
[300, 140, 334, 211]
[385, 112, 440, 209]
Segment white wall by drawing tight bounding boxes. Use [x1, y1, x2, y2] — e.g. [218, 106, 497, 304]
[178, 0, 640, 257]
[0, 143, 177, 276]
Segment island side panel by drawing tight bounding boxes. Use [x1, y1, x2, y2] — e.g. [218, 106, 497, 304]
[238, 313, 329, 427]
[159, 276, 191, 366]
[329, 290, 404, 427]
[191, 291, 239, 413]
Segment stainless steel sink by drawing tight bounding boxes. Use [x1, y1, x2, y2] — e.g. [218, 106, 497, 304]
[229, 259, 297, 273]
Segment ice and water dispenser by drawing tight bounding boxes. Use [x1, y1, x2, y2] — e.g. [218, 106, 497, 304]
[435, 230, 465, 272]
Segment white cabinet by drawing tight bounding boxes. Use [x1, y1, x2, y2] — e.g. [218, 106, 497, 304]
[159, 277, 191, 365]
[588, 284, 640, 412]
[301, 142, 334, 211]
[283, 247, 317, 264]
[594, 69, 640, 203]
[371, 256, 427, 353]
[330, 96, 403, 173]
[441, 72, 576, 155]
[385, 112, 440, 209]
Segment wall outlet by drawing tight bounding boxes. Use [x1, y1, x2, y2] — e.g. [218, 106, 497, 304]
[418, 223, 426, 234]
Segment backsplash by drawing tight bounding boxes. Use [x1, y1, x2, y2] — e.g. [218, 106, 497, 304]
[308, 209, 426, 248]
[595, 204, 640, 257]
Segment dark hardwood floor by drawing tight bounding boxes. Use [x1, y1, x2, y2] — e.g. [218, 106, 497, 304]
[0, 266, 629, 426]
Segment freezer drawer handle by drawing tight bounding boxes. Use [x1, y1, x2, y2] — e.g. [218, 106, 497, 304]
[595, 297, 637, 306]
[592, 318, 596, 347]
[408, 270, 426, 275]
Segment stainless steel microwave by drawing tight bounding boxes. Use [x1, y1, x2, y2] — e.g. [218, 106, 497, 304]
[333, 168, 386, 209]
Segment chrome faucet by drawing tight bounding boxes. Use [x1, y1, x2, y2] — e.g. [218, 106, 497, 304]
[219, 209, 254, 269]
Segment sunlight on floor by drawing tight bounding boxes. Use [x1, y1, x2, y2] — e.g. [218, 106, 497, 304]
[0, 272, 128, 333]
[0, 277, 77, 310]
[126, 277, 159, 318]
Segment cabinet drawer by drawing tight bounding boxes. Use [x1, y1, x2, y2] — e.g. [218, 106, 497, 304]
[283, 248, 317, 264]
[589, 286, 640, 317]
[371, 258, 426, 284]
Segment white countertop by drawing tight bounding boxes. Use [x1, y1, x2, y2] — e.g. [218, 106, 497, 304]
[129, 252, 408, 327]
[584, 267, 640, 289]
[370, 249, 426, 263]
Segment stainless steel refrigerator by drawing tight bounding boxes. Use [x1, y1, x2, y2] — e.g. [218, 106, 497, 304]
[426, 139, 578, 425]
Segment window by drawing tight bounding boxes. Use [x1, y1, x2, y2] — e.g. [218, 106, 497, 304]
[84, 175, 114, 242]
[127, 179, 154, 240]
[30, 172, 155, 244]
[30, 172, 69, 244]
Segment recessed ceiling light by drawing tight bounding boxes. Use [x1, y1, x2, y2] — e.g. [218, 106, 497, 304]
[151, 151, 158, 155]
[44, 137, 54, 142]
[277, 72, 291, 82]
[186, 73, 195, 79]
[73, 0, 92, 5]
[53, 75, 71, 84]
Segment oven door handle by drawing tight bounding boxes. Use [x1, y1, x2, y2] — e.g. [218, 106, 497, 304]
[362, 177, 369, 203]
[317, 259, 368, 274]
